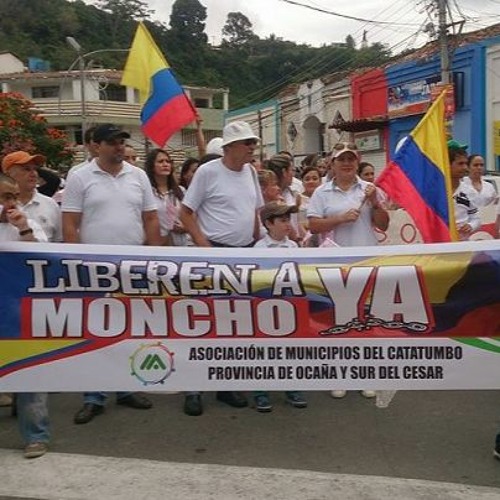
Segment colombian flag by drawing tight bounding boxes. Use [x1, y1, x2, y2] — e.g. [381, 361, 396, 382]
[377, 92, 458, 243]
[121, 22, 196, 146]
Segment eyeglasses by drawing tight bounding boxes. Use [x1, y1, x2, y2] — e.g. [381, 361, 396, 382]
[333, 142, 357, 152]
[243, 139, 258, 146]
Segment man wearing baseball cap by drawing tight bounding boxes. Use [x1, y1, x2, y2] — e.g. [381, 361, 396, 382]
[1, 151, 45, 173]
[2, 151, 62, 242]
[179, 120, 263, 416]
[62, 122, 161, 425]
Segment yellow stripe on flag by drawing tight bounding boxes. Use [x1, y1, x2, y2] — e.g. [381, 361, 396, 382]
[121, 22, 169, 102]
[410, 92, 458, 241]
[0, 340, 86, 369]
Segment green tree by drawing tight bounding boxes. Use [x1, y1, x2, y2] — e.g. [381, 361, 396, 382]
[169, 0, 208, 45]
[96, 0, 153, 47]
[345, 34, 355, 49]
[222, 12, 258, 47]
[0, 92, 74, 168]
[353, 42, 391, 68]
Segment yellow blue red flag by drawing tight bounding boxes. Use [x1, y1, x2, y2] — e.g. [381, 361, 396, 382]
[121, 22, 196, 146]
[377, 92, 458, 242]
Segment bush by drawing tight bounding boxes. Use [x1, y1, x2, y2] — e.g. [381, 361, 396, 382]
[0, 92, 74, 169]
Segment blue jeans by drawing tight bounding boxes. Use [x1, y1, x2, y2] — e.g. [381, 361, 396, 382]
[254, 390, 302, 398]
[17, 393, 50, 445]
[83, 392, 132, 406]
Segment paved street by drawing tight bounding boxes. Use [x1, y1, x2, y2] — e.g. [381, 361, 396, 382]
[1, 390, 500, 499]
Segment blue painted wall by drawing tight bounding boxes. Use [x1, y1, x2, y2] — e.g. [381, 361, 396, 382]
[385, 42, 487, 159]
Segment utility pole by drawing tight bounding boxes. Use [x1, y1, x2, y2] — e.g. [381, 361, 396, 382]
[66, 37, 87, 138]
[437, 0, 451, 84]
[257, 109, 264, 161]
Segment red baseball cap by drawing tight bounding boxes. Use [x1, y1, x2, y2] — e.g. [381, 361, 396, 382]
[1, 151, 45, 173]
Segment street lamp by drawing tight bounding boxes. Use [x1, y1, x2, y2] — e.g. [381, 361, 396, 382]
[66, 36, 87, 137]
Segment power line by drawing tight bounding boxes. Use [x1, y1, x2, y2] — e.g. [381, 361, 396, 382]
[240, 29, 428, 134]
[278, 0, 421, 26]
[230, 0, 421, 108]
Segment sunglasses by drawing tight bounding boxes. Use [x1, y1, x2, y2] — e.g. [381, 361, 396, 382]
[242, 139, 258, 146]
[333, 142, 357, 151]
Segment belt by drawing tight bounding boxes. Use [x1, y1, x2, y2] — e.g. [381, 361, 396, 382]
[208, 239, 255, 248]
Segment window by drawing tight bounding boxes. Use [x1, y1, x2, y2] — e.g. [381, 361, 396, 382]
[99, 84, 127, 102]
[194, 98, 209, 108]
[32, 86, 59, 98]
[181, 129, 220, 146]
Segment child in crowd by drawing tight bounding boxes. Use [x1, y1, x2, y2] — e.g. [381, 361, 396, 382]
[253, 201, 307, 411]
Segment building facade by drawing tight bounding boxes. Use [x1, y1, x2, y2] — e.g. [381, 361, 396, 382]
[0, 53, 229, 165]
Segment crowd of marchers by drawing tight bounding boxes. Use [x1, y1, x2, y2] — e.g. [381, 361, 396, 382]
[0, 119, 499, 460]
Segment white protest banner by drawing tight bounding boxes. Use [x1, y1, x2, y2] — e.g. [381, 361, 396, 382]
[0, 240, 499, 391]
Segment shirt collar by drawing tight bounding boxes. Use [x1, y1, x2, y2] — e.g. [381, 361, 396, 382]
[264, 234, 290, 247]
[90, 158, 132, 176]
[325, 176, 365, 192]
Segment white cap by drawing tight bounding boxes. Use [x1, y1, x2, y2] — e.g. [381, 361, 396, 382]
[331, 142, 359, 159]
[222, 121, 259, 147]
[206, 137, 223, 156]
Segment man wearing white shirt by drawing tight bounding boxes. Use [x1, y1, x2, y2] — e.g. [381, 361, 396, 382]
[2, 151, 61, 242]
[0, 173, 49, 459]
[62, 123, 161, 425]
[180, 121, 264, 416]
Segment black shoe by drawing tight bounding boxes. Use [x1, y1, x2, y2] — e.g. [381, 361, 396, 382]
[216, 391, 248, 408]
[116, 393, 152, 410]
[184, 394, 203, 416]
[74, 403, 104, 424]
[494, 434, 500, 460]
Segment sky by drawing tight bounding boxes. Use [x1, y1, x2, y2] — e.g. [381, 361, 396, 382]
[140, 0, 500, 54]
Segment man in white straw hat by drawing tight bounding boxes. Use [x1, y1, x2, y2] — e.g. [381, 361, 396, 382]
[179, 120, 264, 416]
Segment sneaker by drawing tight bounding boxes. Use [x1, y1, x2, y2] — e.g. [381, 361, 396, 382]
[24, 442, 48, 459]
[330, 390, 347, 399]
[254, 394, 273, 412]
[360, 390, 376, 399]
[286, 391, 307, 408]
[73, 403, 104, 424]
[184, 394, 203, 416]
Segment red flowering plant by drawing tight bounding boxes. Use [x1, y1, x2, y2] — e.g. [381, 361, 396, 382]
[0, 92, 74, 169]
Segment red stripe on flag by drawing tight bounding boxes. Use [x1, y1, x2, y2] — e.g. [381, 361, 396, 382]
[377, 161, 452, 243]
[142, 94, 196, 146]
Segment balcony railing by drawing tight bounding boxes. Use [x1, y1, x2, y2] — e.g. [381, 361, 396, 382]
[31, 99, 224, 128]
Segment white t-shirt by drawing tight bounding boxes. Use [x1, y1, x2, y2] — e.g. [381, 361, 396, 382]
[282, 187, 301, 236]
[62, 159, 157, 245]
[66, 158, 92, 180]
[291, 176, 304, 194]
[254, 234, 298, 248]
[21, 191, 62, 242]
[461, 177, 498, 207]
[307, 177, 384, 247]
[0, 218, 47, 243]
[453, 183, 481, 239]
[182, 158, 264, 247]
[155, 187, 190, 246]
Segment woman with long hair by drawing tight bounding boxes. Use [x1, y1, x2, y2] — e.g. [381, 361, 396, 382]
[145, 148, 189, 246]
[299, 165, 322, 243]
[179, 157, 199, 190]
[462, 154, 497, 207]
